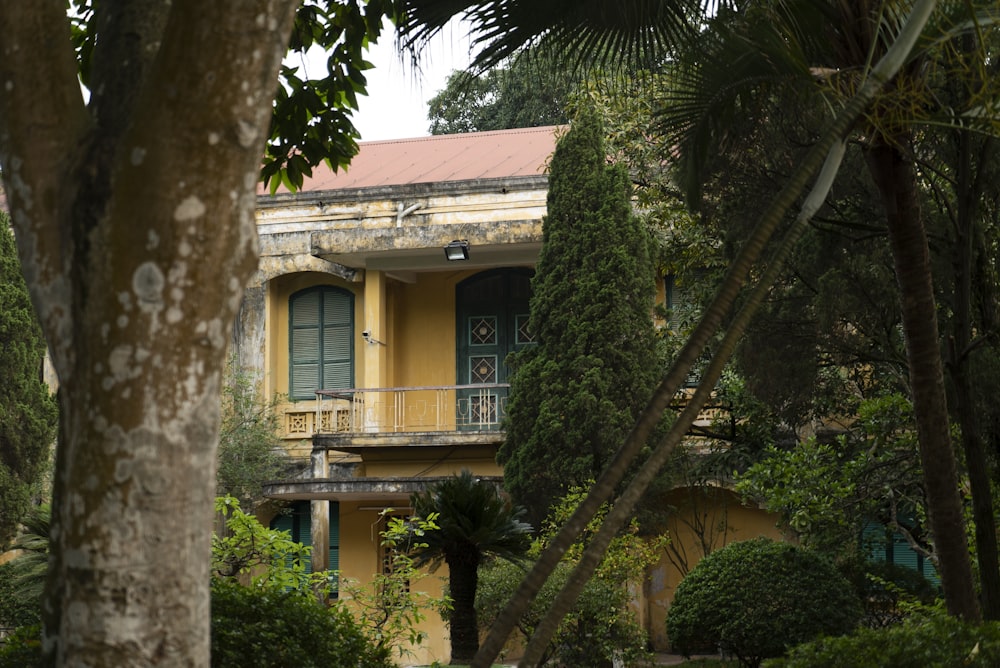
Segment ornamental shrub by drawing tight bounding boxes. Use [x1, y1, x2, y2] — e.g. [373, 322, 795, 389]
[666, 537, 862, 668]
[765, 610, 1000, 667]
[210, 582, 392, 668]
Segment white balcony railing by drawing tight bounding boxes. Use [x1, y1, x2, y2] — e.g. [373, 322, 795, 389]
[312, 384, 510, 434]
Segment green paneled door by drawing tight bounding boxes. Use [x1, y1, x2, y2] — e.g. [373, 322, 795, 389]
[456, 269, 533, 429]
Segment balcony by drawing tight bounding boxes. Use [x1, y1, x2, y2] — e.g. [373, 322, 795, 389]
[282, 384, 510, 441]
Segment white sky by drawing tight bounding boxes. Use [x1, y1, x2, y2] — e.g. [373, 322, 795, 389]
[348, 20, 474, 142]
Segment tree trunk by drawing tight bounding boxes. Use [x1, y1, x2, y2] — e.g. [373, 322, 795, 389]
[0, 2, 299, 664]
[865, 139, 980, 621]
[447, 554, 481, 664]
[947, 131, 1000, 619]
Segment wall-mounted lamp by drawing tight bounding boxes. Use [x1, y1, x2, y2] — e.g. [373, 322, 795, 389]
[444, 239, 470, 261]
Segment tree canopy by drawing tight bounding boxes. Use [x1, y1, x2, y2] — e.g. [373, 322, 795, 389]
[500, 107, 662, 529]
[427, 54, 575, 134]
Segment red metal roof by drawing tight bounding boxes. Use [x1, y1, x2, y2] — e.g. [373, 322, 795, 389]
[283, 126, 561, 193]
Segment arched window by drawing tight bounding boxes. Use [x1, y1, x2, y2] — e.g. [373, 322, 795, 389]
[289, 286, 354, 400]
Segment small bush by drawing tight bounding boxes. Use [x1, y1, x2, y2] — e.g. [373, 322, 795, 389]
[765, 610, 1000, 667]
[666, 537, 862, 668]
[210, 581, 392, 668]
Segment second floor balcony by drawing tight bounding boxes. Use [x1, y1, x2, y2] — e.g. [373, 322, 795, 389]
[282, 384, 510, 441]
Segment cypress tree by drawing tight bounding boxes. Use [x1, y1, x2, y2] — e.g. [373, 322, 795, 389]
[0, 211, 57, 545]
[499, 108, 660, 528]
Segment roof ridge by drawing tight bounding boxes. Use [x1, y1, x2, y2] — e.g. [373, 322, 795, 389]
[358, 125, 564, 147]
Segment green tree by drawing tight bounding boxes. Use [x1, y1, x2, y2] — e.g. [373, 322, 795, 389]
[211, 496, 315, 591]
[216, 361, 291, 510]
[473, 485, 661, 668]
[736, 395, 926, 556]
[0, 213, 57, 547]
[409, 470, 532, 664]
[666, 538, 863, 668]
[427, 53, 575, 134]
[499, 106, 661, 529]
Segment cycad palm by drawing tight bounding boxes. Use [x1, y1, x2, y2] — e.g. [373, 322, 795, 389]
[409, 471, 531, 664]
[5, 504, 50, 609]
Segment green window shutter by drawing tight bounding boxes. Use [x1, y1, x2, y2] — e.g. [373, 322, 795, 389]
[329, 502, 340, 573]
[289, 287, 354, 399]
[290, 290, 322, 400]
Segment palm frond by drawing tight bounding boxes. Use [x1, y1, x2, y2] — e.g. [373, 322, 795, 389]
[399, 0, 710, 74]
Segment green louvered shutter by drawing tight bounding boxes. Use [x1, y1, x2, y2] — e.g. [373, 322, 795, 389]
[322, 290, 353, 391]
[329, 502, 340, 572]
[289, 287, 354, 399]
[290, 290, 322, 400]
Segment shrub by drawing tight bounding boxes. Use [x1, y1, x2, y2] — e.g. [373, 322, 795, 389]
[476, 559, 653, 667]
[210, 581, 392, 668]
[666, 537, 862, 668]
[765, 610, 1000, 667]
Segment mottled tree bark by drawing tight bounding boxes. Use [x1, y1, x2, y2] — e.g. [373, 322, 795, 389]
[0, 1, 298, 664]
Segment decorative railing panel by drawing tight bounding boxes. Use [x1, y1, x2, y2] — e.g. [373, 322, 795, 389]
[313, 384, 510, 434]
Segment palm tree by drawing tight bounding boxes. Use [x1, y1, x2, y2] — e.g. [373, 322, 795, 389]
[409, 471, 532, 665]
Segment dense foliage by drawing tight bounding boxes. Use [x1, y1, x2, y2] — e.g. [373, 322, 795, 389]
[499, 107, 661, 528]
[667, 538, 862, 668]
[216, 363, 291, 510]
[0, 624, 41, 668]
[210, 582, 393, 668]
[0, 504, 49, 632]
[765, 611, 1000, 668]
[0, 213, 57, 547]
[839, 559, 940, 629]
[736, 394, 927, 557]
[427, 53, 574, 134]
[475, 487, 660, 667]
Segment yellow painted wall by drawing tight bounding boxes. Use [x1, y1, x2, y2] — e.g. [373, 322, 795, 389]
[392, 271, 466, 389]
[337, 501, 452, 665]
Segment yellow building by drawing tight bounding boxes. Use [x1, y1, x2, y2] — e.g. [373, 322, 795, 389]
[241, 126, 781, 664]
